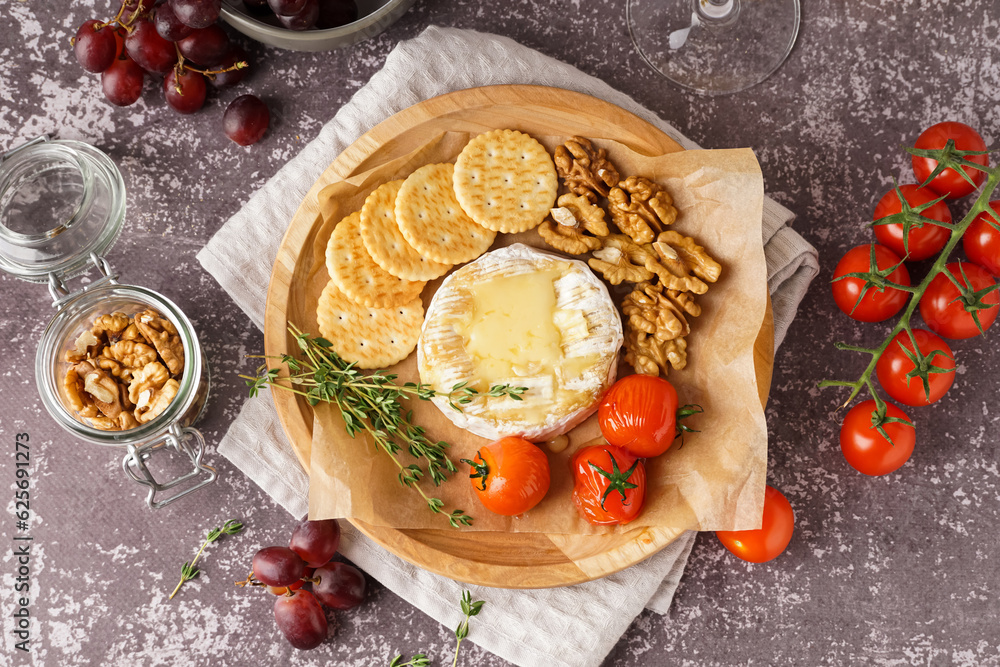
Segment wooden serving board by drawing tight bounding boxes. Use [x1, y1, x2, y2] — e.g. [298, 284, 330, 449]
[265, 85, 774, 589]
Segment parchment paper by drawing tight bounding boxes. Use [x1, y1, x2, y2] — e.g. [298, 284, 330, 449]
[304, 132, 768, 535]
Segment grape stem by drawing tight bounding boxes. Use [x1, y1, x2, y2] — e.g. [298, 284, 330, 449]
[820, 151, 1000, 417]
[171, 45, 249, 94]
[96, 0, 147, 34]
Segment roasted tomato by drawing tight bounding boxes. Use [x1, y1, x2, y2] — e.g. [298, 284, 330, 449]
[571, 445, 646, 526]
[715, 485, 794, 563]
[963, 201, 1000, 276]
[462, 436, 550, 516]
[875, 329, 955, 407]
[839, 400, 915, 477]
[872, 184, 951, 261]
[598, 374, 679, 458]
[919, 262, 999, 339]
[911, 121, 988, 199]
[831, 244, 911, 323]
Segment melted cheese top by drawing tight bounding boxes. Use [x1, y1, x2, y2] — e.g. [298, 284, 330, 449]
[456, 268, 564, 388]
[418, 244, 623, 441]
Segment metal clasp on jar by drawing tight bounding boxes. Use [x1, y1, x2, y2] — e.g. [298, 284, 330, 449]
[122, 422, 217, 509]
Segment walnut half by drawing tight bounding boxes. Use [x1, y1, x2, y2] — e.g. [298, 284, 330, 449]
[135, 310, 184, 375]
[653, 230, 722, 293]
[538, 193, 609, 255]
[608, 176, 678, 244]
[553, 136, 621, 203]
[623, 281, 700, 342]
[136, 378, 179, 424]
[625, 327, 688, 377]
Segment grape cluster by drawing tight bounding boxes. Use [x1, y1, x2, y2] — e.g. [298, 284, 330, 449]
[242, 0, 358, 32]
[72, 0, 270, 145]
[241, 519, 367, 651]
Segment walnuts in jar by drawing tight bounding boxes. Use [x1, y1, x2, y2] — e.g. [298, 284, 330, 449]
[61, 309, 185, 431]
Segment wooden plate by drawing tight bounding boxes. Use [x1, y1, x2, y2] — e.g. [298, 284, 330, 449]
[265, 85, 774, 588]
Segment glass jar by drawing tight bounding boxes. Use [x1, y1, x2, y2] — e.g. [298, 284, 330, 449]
[0, 136, 217, 508]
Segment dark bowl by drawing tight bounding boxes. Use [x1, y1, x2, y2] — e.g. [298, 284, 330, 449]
[219, 0, 416, 52]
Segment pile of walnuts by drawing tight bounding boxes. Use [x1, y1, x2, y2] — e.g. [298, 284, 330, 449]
[63, 309, 185, 431]
[539, 136, 722, 377]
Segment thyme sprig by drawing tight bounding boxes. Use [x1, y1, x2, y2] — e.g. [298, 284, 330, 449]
[452, 590, 486, 667]
[242, 324, 527, 528]
[820, 144, 1000, 443]
[388, 590, 485, 667]
[169, 519, 244, 600]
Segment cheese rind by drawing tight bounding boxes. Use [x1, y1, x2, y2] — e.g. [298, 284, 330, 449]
[418, 244, 623, 441]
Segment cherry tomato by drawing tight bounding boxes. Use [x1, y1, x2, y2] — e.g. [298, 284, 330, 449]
[875, 329, 955, 406]
[715, 485, 794, 563]
[571, 445, 646, 525]
[872, 184, 952, 261]
[919, 262, 999, 339]
[839, 400, 915, 476]
[911, 121, 988, 199]
[462, 436, 550, 516]
[963, 201, 1000, 276]
[831, 244, 911, 322]
[598, 374, 678, 458]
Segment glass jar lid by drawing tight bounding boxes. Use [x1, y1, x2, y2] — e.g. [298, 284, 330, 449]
[0, 137, 126, 283]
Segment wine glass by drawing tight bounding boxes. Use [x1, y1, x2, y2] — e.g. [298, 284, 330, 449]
[627, 0, 801, 96]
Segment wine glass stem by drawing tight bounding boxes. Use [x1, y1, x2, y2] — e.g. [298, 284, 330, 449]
[699, 0, 739, 22]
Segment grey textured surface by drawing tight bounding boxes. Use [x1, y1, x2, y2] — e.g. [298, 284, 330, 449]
[1, 1, 999, 666]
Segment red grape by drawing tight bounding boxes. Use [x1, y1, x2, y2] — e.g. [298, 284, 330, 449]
[210, 46, 249, 87]
[268, 0, 307, 16]
[312, 562, 365, 610]
[252, 546, 306, 587]
[153, 2, 194, 41]
[74, 20, 118, 73]
[224, 95, 270, 146]
[163, 68, 207, 114]
[101, 56, 144, 106]
[125, 19, 178, 74]
[289, 519, 341, 567]
[170, 0, 222, 28]
[120, 0, 155, 19]
[277, 0, 319, 30]
[317, 0, 357, 28]
[177, 25, 230, 67]
[273, 590, 328, 650]
[267, 567, 313, 595]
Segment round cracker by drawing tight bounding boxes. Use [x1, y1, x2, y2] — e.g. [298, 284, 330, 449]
[360, 180, 452, 282]
[453, 129, 558, 233]
[316, 279, 423, 369]
[395, 163, 497, 265]
[326, 210, 425, 308]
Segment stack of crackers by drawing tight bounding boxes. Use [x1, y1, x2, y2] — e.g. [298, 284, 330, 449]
[318, 129, 559, 368]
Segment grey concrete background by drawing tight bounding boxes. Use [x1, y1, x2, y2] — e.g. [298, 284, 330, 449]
[2, 0, 999, 665]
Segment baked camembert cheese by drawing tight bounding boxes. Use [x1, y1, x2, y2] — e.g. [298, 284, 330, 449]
[418, 244, 623, 441]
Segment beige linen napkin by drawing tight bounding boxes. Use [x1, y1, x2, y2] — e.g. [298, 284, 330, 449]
[197, 25, 819, 667]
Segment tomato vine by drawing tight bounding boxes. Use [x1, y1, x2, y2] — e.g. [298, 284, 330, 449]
[820, 139, 1000, 443]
